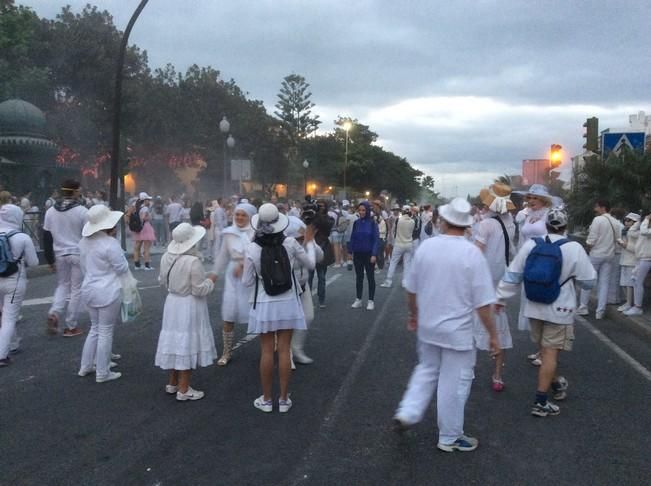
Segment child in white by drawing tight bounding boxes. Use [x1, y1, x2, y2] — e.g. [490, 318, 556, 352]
[0, 205, 39, 366]
[617, 213, 640, 313]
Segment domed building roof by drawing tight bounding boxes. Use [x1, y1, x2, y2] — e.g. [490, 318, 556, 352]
[0, 98, 58, 163]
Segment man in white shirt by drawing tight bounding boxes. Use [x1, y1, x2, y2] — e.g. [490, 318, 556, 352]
[381, 206, 415, 288]
[394, 198, 498, 453]
[165, 195, 184, 232]
[43, 180, 88, 337]
[497, 209, 596, 417]
[577, 200, 621, 319]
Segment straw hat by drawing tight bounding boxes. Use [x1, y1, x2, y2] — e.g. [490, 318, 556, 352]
[251, 203, 289, 234]
[479, 183, 516, 214]
[167, 223, 206, 255]
[438, 197, 473, 227]
[82, 205, 124, 237]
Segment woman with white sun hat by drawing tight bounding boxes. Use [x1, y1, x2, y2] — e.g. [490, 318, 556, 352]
[77, 205, 129, 383]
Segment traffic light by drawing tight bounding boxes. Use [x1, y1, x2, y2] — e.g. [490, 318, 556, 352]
[550, 144, 562, 168]
[583, 117, 599, 152]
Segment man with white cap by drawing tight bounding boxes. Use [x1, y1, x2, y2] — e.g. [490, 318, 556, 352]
[380, 205, 415, 288]
[43, 179, 88, 337]
[394, 197, 499, 452]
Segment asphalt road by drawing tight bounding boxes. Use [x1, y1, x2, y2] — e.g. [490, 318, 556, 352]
[2, 257, 650, 485]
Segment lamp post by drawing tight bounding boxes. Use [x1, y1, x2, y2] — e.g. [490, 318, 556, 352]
[219, 116, 235, 196]
[343, 120, 352, 199]
[302, 159, 309, 196]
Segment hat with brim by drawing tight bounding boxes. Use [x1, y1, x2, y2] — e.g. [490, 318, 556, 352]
[438, 197, 474, 227]
[139, 192, 152, 200]
[625, 212, 641, 222]
[82, 205, 124, 237]
[167, 223, 206, 255]
[522, 184, 553, 201]
[251, 203, 289, 234]
[480, 183, 516, 213]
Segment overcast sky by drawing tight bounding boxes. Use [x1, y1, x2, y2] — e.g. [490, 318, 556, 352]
[20, 0, 651, 197]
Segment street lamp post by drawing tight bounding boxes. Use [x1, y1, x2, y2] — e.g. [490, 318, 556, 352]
[343, 120, 352, 199]
[219, 116, 235, 197]
[302, 159, 309, 196]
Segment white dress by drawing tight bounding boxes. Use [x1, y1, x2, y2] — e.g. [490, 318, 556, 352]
[213, 226, 254, 324]
[155, 251, 217, 370]
[243, 236, 316, 334]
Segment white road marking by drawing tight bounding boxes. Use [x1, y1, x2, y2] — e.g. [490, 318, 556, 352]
[312, 273, 341, 296]
[22, 285, 162, 307]
[576, 315, 651, 382]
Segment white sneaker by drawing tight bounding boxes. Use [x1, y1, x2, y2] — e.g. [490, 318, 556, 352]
[380, 280, 392, 288]
[165, 385, 178, 394]
[351, 298, 363, 309]
[254, 395, 273, 412]
[624, 306, 643, 316]
[279, 397, 293, 413]
[111, 353, 122, 360]
[79, 361, 118, 377]
[577, 305, 589, 316]
[96, 371, 122, 383]
[366, 301, 375, 311]
[176, 387, 205, 401]
[617, 303, 632, 312]
[595, 311, 605, 320]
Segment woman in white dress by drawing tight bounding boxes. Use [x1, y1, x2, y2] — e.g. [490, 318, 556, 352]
[155, 223, 217, 401]
[209, 199, 227, 262]
[244, 204, 317, 413]
[213, 202, 257, 366]
[78, 205, 129, 383]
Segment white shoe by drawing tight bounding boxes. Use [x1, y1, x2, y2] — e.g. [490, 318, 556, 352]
[176, 387, 205, 401]
[351, 298, 363, 309]
[380, 280, 392, 288]
[617, 303, 632, 312]
[254, 395, 273, 412]
[595, 311, 605, 320]
[96, 371, 122, 383]
[366, 301, 375, 311]
[577, 305, 589, 316]
[624, 306, 643, 316]
[279, 397, 293, 413]
[111, 353, 122, 360]
[165, 384, 178, 394]
[78, 361, 118, 377]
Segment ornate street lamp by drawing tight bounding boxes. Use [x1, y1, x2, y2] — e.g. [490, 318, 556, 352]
[219, 116, 235, 196]
[302, 159, 309, 196]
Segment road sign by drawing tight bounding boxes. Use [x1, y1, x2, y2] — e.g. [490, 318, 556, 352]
[230, 159, 251, 181]
[602, 132, 646, 157]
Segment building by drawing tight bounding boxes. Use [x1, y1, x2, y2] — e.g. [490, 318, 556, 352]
[521, 159, 550, 186]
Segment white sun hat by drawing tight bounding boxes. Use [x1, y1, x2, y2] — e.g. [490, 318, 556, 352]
[284, 215, 306, 239]
[167, 222, 206, 255]
[525, 184, 552, 201]
[251, 203, 289, 234]
[82, 205, 124, 237]
[139, 192, 153, 200]
[438, 197, 473, 227]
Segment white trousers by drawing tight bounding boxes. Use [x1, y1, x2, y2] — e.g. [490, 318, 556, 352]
[608, 260, 622, 304]
[395, 341, 476, 445]
[580, 255, 613, 313]
[49, 255, 83, 329]
[633, 260, 651, 307]
[386, 245, 412, 281]
[79, 299, 121, 379]
[0, 277, 26, 360]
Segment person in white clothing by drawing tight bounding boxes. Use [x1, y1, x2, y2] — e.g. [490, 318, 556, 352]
[627, 213, 651, 316]
[578, 200, 621, 319]
[394, 198, 499, 453]
[77, 205, 129, 383]
[155, 223, 218, 401]
[474, 183, 516, 391]
[616, 213, 640, 313]
[381, 206, 415, 288]
[209, 199, 227, 262]
[212, 202, 256, 366]
[43, 179, 88, 337]
[497, 209, 596, 417]
[0, 205, 39, 367]
[165, 195, 184, 233]
[244, 204, 317, 413]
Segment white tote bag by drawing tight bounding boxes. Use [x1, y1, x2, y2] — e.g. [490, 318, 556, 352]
[120, 271, 142, 322]
[301, 282, 314, 325]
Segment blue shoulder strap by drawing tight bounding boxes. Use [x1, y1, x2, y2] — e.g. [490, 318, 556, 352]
[532, 237, 544, 245]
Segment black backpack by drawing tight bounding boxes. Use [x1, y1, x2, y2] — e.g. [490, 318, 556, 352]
[254, 233, 294, 306]
[129, 201, 144, 233]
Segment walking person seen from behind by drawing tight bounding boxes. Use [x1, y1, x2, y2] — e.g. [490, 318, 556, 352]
[393, 198, 499, 452]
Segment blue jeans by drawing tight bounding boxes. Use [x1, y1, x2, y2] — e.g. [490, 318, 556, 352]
[308, 263, 328, 305]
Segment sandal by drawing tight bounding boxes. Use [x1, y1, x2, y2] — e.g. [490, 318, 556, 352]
[491, 376, 505, 392]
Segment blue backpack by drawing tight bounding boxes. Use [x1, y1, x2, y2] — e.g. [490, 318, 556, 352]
[523, 236, 571, 304]
[0, 231, 22, 278]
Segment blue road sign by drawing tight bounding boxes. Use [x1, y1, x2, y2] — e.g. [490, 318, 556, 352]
[602, 132, 646, 157]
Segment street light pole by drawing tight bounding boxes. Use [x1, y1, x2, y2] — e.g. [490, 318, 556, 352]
[302, 159, 309, 196]
[219, 116, 232, 197]
[343, 120, 352, 199]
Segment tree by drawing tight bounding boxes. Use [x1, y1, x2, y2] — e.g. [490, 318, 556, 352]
[274, 74, 320, 141]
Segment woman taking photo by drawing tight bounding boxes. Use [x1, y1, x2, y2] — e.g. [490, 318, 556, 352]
[244, 204, 317, 413]
[155, 223, 217, 401]
[348, 201, 379, 310]
[77, 205, 129, 383]
[212, 202, 257, 366]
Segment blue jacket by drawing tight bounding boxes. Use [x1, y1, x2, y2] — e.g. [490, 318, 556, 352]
[348, 201, 379, 256]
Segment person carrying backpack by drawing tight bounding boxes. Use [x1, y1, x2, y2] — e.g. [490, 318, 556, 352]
[496, 209, 596, 417]
[0, 204, 39, 367]
[244, 203, 317, 413]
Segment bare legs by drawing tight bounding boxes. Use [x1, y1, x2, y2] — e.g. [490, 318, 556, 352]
[259, 330, 293, 401]
[133, 240, 142, 265]
[168, 369, 192, 393]
[537, 347, 560, 393]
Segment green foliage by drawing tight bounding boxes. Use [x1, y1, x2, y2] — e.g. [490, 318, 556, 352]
[274, 74, 320, 141]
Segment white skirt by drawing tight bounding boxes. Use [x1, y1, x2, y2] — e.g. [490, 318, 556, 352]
[155, 294, 217, 370]
[474, 310, 513, 351]
[247, 295, 307, 335]
[221, 262, 250, 324]
[620, 265, 635, 287]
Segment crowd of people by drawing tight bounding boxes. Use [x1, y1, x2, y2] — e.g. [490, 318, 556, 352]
[1, 178, 650, 453]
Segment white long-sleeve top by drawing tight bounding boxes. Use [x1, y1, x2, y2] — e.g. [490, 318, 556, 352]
[294, 240, 322, 287]
[497, 234, 597, 325]
[213, 226, 254, 276]
[0, 204, 39, 281]
[43, 203, 88, 257]
[586, 213, 621, 258]
[621, 223, 640, 266]
[211, 208, 227, 236]
[79, 232, 129, 307]
[159, 250, 214, 297]
[393, 214, 415, 248]
[635, 218, 651, 261]
[244, 236, 316, 303]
